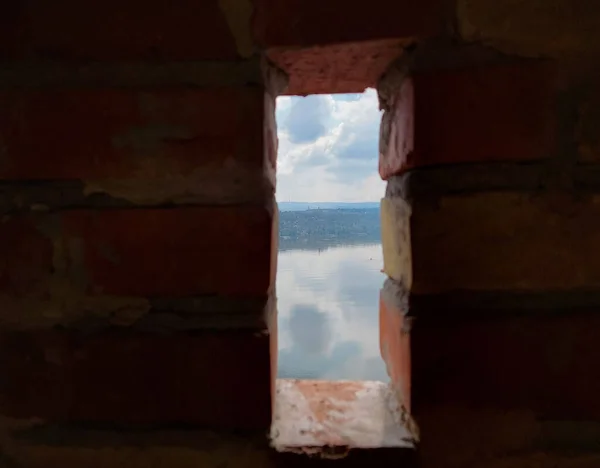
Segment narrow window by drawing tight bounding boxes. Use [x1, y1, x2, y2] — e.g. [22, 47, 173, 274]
[270, 90, 411, 452]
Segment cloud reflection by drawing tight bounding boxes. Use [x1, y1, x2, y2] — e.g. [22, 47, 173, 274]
[277, 244, 388, 382]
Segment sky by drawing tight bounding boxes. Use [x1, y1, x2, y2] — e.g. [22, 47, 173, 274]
[275, 88, 385, 203]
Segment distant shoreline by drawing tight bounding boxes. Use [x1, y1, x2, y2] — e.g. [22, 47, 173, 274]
[278, 206, 380, 251]
[278, 201, 379, 212]
[279, 241, 380, 253]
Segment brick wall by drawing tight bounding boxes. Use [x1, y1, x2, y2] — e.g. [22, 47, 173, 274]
[378, 53, 600, 467]
[0, 1, 285, 463]
[2, 0, 600, 467]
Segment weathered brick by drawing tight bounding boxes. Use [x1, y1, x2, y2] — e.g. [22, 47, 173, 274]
[379, 78, 414, 180]
[252, 0, 447, 47]
[0, 87, 266, 181]
[379, 287, 411, 411]
[0, 328, 272, 428]
[411, 192, 600, 294]
[379, 62, 557, 178]
[0, 216, 53, 296]
[0, 0, 239, 60]
[268, 39, 408, 96]
[380, 197, 412, 289]
[412, 311, 600, 420]
[59, 205, 275, 297]
[458, 0, 600, 59]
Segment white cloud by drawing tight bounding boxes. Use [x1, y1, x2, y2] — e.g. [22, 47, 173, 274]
[275, 89, 385, 203]
[276, 244, 388, 381]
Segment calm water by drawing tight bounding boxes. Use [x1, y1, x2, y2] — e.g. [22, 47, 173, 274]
[276, 243, 389, 382]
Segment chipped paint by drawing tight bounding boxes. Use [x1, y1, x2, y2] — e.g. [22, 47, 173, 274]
[271, 379, 415, 453]
[218, 0, 255, 59]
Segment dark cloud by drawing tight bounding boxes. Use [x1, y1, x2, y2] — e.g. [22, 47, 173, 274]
[284, 95, 330, 144]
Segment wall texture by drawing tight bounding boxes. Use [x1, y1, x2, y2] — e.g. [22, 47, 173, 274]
[378, 26, 600, 465]
[1, 0, 600, 467]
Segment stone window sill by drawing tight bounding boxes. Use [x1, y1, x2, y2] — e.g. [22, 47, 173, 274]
[271, 379, 416, 458]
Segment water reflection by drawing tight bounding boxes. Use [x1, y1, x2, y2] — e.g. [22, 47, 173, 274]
[277, 244, 388, 381]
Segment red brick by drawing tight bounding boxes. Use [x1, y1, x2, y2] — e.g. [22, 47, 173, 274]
[412, 312, 600, 420]
[0, 329, 272, 429]
[269, 39, 407, 96]
[379, 293, 411, 412]
[0, 88, 265, 180]
[0, 0, 238, 60]
[252, 0, 447, 47]
[0, 216, 53, 296]
[411, 192, 600, 294]
[379, 61, 557, 178]
[379, 78, 414, 181]
[59, 206, 275, 297]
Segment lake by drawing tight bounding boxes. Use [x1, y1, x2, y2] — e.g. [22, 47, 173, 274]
[276, 243, 389, 382]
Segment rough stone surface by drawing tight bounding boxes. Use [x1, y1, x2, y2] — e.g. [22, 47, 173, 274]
[0, 88, 273, 205]
[385, 163, 548, 200]
[267, 39, 408, 96]
[380, 61, 558, 177]
[271, 379, 415, 450]
[379, 78, 414, 180]
[380, 197, 412, 289]
[218, 0, 256, 58]
[0, 206, 276, 330]
[412, 311, 600, 419]
[413, 60, 558, 166]
[0, 0, 241, 60]
[252, 0, 448, 48]
[0, 422, 272, 468]
[0, 328, 272, 428]
[59, 205, 275, 297]
[458, 0, 600, 59]
[411, 192, 600, 294]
